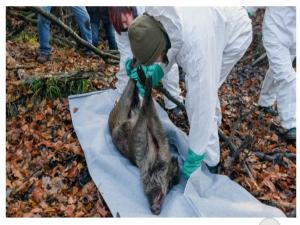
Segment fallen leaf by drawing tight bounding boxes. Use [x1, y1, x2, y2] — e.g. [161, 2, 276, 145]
[287, 145, 296, 153]
[97, 206, 108, 217]
[7, 129, 22, 144]
[35, 113, 45, 121]
[270, 133, 279, 142]
[67, 165, 79, 178]
[64, 204, 76, 217]
[31, 186, 44, 203]
[261, 177, 277, 192]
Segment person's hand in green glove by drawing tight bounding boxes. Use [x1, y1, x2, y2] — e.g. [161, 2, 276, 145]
[125, 58, 146, 95]
[125, 58, 138, 80]
[144, 63, 164, 87]
[182, 149, 205, 180]
[125, 58, 165, 96]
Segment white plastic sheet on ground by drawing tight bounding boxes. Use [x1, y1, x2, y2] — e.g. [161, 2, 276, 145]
[68, 89, 285, 217]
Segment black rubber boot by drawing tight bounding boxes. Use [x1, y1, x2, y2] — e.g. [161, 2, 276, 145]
[37, 53, 52, 64]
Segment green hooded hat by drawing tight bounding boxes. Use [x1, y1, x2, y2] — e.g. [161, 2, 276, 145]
[128, 14, 168, 65]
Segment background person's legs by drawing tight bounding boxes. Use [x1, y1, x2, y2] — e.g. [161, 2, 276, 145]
[262, 33, 296, 136]
[71, 6, 92, 44]
[37, 6, 53, 63]
[213, 9, 252, 130]
[258, 68, 277, 107]
[99, 7, 117, 50]
[91, 20, 100, 46]
[218, 10, 252, 87]
[103, 21, 118, 50]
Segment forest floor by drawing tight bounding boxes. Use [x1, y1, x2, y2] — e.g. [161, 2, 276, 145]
[6, 8, 296, 217]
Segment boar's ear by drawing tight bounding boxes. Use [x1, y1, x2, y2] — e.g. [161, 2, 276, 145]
[168, 156, 180, 187]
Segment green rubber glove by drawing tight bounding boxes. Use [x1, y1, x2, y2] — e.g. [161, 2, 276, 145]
[125, 58, 146, 95]
[125, 58, 164, 96]
[182, 149, 205, 180]
[144, 63, 164, 87]
[125, 58, 138, 80]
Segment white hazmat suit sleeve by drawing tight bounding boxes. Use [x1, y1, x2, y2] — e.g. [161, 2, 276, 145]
[177, 8, 221, 165]
[177, 7, 252, 166]
[185, 46, 219, 165]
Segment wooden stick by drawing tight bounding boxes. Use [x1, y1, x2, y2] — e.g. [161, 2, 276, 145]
[8, 10, 37, 24]
[155, 84, 185, 111]
[253, 151, 295, 168]
[252, 53, 267, 66]
[218, 129, 238, 153]
[6, 64, 36, 70]
[14, 70, 104, 86]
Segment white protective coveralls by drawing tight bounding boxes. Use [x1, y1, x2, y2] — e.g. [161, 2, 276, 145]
[258, 7, 296, 129]
[115, 7, 183, 109]
[147, 7, 252, 167]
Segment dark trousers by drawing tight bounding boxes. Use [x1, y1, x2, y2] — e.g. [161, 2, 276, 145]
[86, 7, 117, 50]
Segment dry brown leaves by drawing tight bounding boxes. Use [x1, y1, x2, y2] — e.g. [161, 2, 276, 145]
[6, 16, 117, 217]
[6, 97, 111, 217]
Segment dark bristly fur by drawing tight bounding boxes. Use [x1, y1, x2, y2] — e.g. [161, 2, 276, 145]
[108, 78, 180, 215]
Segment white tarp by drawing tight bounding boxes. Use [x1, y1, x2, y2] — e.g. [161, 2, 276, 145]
[68, 89, 285, 217]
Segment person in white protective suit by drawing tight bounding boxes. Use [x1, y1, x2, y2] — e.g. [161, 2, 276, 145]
[126, 7, 252, 179]
[258, 7, 296, 141]
[107, 7, 184, 116]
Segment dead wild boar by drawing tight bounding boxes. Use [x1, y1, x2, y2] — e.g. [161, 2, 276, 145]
[108, 77, 180, 215]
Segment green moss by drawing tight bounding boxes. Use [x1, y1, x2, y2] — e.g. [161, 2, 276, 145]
[12, 31, 37, 44]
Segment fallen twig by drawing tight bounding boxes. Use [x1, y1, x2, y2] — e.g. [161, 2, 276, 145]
[10, 167, 44, 196]
[232, 135, 255, 163]
[6, 64, 36, 70]
[8, 10, 37, 24]
[243, 160, 258, 187]
[252, 52, 267, 66]
[253, 151, 295, 168]
[13, 69, 104, 85]
[155, 84, 185, 111]
[218, 129, 238, 153]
